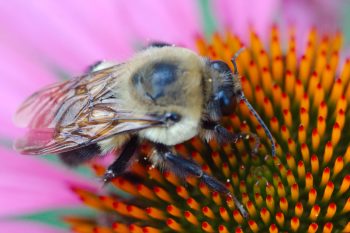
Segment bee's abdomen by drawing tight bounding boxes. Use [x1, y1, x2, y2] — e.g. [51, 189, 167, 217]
[59, 143, 101, 166]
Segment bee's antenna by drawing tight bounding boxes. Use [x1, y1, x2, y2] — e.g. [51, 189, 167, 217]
[231, 47, 246, 75]
[231, 48, 276, 157]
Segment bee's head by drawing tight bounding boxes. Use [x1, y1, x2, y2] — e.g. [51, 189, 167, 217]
[206, 60, 238, 120]
[206, 48, 276, 156]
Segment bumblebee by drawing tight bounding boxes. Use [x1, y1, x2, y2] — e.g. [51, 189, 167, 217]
[14, 44, 275, 217]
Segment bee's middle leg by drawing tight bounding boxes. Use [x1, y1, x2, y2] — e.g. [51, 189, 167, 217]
[154, 143, 248, 218]
[203, 121, 260, 154]
[103, 136, 139, 183]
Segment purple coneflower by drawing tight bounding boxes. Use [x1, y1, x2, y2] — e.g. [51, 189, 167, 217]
[0, 1, 348, 232]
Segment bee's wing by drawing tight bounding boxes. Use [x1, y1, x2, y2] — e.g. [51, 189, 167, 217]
[14, 118, 161, 155]
[15, 66, 121, 129]
[14, 65, 164, 155]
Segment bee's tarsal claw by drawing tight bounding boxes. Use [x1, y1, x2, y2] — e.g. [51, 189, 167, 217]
[103, 170, 115, 183]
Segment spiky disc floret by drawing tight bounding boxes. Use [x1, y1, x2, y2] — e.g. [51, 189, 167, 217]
[66, 27, 350, 233]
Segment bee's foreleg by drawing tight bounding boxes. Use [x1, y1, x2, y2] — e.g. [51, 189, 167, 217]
[103, 136, 139, 183]
[154, 143, 248, 218]
[202, 121, 260, 154]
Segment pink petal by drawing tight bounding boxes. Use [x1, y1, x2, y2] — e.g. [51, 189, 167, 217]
[213, 0, 344, 50]
[0, 40, 60, 138]
[0, 221, 68, 233]
[0, 1, 132, 73]
[0, 0, 201, 73]
[282, 0, 341, 34]
[0, 148, 97, 217]
[212, 0, 279, 42]
[281, 0, 342, 54]
[116, 0, 201, 48]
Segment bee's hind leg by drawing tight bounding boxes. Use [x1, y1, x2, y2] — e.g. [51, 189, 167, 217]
[154, 143, 248, 218]
[103, 136, 139, 183]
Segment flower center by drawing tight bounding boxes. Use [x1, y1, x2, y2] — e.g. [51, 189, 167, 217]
[66, 27, 350, 233]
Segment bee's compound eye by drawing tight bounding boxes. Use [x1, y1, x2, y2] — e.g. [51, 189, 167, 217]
[210, 60, 231, 74]
[164, 112, 181, 123]
[215, 90, 231, 106]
